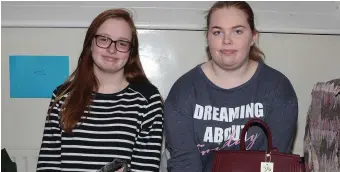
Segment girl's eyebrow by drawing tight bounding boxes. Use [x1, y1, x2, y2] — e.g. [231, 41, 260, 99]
[96, 33, 130, 41]
[211, 25, 246, 30]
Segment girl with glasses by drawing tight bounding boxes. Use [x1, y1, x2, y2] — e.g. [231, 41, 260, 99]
[36, 9, 164, 172]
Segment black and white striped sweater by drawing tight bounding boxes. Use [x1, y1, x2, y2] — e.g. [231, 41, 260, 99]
[36, 82, 164, 172]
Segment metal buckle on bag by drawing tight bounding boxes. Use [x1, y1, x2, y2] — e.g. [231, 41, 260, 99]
[264, 151, 272, 162]
[261, 151, 274, 172]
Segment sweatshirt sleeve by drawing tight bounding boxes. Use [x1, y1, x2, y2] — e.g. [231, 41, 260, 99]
[164, 79, 202, 172]
[130, 91, 164, 172]
[36, 90, 62, 171]
[266, 77, 299, 153]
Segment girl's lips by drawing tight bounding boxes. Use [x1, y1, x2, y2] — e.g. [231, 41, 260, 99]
[103, 56, 118, 62]
[220, 49, 237, 55]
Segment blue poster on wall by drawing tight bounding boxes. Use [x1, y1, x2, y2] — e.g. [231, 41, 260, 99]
[9, 55, 69, 98]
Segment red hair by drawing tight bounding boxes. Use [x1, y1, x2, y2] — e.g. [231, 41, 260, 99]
[49, 9, 149, 133]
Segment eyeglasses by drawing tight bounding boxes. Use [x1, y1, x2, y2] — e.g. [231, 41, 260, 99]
[94, 35, 132, 53]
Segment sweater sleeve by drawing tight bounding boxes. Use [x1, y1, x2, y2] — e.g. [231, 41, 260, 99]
[164, 103, 202, 172]
[130, 91, 164, 172]
[164, 78, 202, 172]
[36, 90, 62, 171]
[266, 77, 299, 153]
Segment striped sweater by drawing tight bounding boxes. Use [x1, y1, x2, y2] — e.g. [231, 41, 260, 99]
[36, 82, 164, 172]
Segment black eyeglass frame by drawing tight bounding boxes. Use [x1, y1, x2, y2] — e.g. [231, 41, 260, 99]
[94, 35, 132, 53]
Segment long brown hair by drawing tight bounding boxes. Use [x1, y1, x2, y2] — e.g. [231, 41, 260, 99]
[49, 9, 149, 133]
[205, 1, 265, 61]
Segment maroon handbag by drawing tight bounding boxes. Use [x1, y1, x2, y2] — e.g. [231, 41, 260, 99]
[211, 118, 306, 172]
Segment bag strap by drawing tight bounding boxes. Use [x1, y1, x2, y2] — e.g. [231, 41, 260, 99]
[239, 118, 273, 152]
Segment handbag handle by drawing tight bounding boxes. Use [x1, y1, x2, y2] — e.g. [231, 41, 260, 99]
[240, 118, 273, 152]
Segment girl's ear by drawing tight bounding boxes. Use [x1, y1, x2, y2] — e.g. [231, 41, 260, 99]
[251, 31, 259, 46]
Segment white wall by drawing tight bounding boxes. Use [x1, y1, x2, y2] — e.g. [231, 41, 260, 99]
[1, 1, 340, 172]
[2, 1, 340, 34]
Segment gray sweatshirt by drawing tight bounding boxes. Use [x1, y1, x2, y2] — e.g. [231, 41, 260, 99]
[164, 61, 298, 172]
